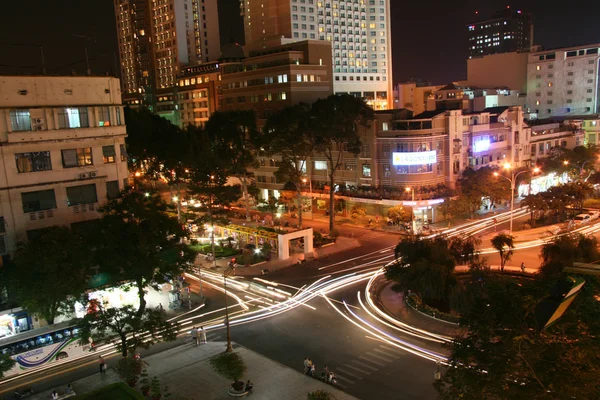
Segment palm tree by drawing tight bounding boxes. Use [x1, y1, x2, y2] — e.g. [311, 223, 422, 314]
[490, 233, 515, 272]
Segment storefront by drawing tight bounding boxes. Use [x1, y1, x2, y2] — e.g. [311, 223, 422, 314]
[0, 309, 31, 338]
[74, 285, 140, 318]
[518, 172, 569, 197]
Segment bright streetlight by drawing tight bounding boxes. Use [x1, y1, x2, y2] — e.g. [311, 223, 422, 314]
[493, 165, 540, 233]
[302, 177, 313, 220]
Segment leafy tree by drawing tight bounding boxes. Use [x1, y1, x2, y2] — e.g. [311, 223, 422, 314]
[0, 353, 16, 378]
[263, 103, 315, 229]
[277, 189, 297, 212]
[205, 111, 259, 221]
[490, 233, 514, 272]
[307, 390, 336, 400]
[520, 194, 548, 227]
[93, 190, 196, 315]
[257, 196, 279, 220]
[435, 271, 600, 399]
[350, 205, 367, 220]
[448, 235, 481, 265]
[3, 226, 91, 324]
[312, 94, 374, 231]
[386, 236, 466, 308]
[209, 352, 247, 387]
[457, 167, 510, 217]
[78, 304, 178, 358]
[540, 234, 600, 279]
[387, 205, 411, 225]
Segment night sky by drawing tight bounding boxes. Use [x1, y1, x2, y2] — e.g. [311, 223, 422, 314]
[0, 1, 597, 85]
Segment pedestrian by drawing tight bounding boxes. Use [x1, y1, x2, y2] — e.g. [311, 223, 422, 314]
[65, 384, 74, 395]
[52, 391, 59, 400]
[98, 356, 105, 374]
[521, 262, 526, 273]
[245, 380, 254, 392]
[158, 303, 164, 311]
[310, 364, 316, 377]
[199, 326, 207, 344]
[191, 326, 199, 346]
[303, 357, 309, 374]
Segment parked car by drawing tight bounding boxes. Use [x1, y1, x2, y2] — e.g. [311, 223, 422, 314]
[587, 210, 600, 221]
[574, 214, 592, 225]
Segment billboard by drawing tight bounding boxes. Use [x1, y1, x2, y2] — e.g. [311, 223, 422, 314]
[392, 151, 437, 166]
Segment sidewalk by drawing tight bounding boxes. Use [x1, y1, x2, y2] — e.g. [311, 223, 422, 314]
[377, 281, 460, 337]
[29, 342, 358, 400]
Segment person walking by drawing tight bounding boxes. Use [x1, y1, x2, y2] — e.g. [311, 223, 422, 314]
[52, 391, 59, 400]
[98, 356, 106, 374]
[310, 363, 316, 377]
[191, 326, 199, 346]
[521, 262, 526, 273]
[303, 357, 309, 374]
[245, 380, 253, 393]
[199, 326, 207, 344]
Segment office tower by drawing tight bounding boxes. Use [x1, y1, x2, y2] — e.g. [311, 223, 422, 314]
[468, 8, 532, 58]
[113, 0, 220, 107]
[240, 0, 393, 110]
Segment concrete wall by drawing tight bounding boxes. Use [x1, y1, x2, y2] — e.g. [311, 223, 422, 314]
[467, 52, 528, 92]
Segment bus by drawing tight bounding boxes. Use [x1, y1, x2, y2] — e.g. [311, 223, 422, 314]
[0, 321, 91, 378]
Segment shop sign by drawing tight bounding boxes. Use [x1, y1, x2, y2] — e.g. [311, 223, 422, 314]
[392, 151, 437, 166]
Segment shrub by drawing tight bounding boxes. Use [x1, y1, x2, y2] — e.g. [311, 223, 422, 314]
[209, 352, 247, 384]
[350, 205, 367, 220]
[307, 390, 336, 400]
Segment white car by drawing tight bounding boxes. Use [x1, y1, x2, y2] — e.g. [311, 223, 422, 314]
[574, 214, 592, 225]
[587, 210, 600, 221]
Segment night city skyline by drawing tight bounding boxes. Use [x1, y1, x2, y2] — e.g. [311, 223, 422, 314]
[0, 1, 598, 84]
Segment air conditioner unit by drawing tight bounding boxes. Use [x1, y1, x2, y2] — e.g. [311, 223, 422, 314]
[35, 125, 44, 131]
[80, 173, 88, 179]
[90, 172, 97, 178]
[34, 118, 44, 124]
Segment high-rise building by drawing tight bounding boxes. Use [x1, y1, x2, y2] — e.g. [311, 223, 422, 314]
[239, 0, 393, 110]
[526, 43, 600, 119]
[113, 0, 220, 107]
[467, 8, 532, 58]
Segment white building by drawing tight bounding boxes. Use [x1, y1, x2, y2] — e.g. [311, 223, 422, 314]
[240, 0, 393, 110]
[526, 44, 600, 119]
[0, 76, 129, 257]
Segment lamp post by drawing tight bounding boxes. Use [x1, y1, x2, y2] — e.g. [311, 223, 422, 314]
[405, 187, 416, 233]
[223, 267, 234, 353]
[302, 178, 313, 220]
[494, 164, 540, 234]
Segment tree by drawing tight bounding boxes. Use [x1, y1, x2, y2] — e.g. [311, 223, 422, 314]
[312, 94, 374, 231]
[490, 233, 514, 272]
[263, 103, 315, 229]
[435, 272, 600, 399]
[0, 353, 16, 379]
[205, 111, 259, 221]
[257, 196, 279, 220]
[385, 236, 468, 309]
[78, 304, 178, 358]
[540, 234, 599, 279]
[350, 205, 367, 220]
[277, 189, 297, 212]
[209, 352, 247, 389]
[387, 205, 411, 225]
[93, 190, 196, 315]
[457, 167, 510, 217]
[521, 194, 548, 227]
[3, 226, 92, 324]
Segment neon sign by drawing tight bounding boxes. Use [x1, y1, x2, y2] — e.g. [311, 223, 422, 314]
[392, 151, 437, 166]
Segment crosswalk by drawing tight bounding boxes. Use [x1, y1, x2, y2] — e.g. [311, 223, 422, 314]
[331, 344, 404, 388]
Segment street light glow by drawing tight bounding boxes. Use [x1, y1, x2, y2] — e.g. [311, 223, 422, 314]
[533, 167, 540, 173]
[302, 178, 307, 183]
[276, 213, 281, 218]
[493, 172, 499, 177]
[563, 160, 569, 165]
[503, 163, 511, 170]
[145, 192, 150, 197]
[172, 196, 179, 202]
[405, 187, 411, 192]
[254, 248, 261, 254]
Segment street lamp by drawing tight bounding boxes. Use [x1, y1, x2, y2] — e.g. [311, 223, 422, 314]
[223, 268, 234, 353]
[494, 164, 540, 234]
[405, 187, 416, 233]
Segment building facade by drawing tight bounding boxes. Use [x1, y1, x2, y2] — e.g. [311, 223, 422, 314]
[467, 51, 528, 92]
[0, 76, 129, 257]
[526, 44, 600, 119]
[393, 82, 444, 115]
[177, 62, 221, 128]
[113, 0, 220, 107]
[240, 0, 393, 110]
[468, 8, 532, 58]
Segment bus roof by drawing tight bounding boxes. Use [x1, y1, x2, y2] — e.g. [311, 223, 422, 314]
[0, 320, 76, 348]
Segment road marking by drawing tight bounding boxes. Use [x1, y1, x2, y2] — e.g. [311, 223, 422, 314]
[366, 351, 395, 363]
[380, 248, 392, 253]
[334, 373, 355, 384]
[335, 367, 363, 380]
[373, 348, 400, 359]
[379, 344, 407, 357]
[318, 246, 395, 270]
[358, 355, 385, 367]
[343, 363, 371, 375]
[351, 360, 378, 371]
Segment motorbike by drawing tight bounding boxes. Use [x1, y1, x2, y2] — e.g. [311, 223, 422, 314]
[13, 388, 34, 399]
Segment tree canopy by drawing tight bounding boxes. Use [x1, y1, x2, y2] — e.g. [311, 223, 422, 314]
[457, 167, 510, 216]
[2, 226, 92, 324]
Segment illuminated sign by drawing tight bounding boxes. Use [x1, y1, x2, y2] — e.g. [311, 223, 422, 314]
[473, 138, 490, 153]
[392, 151, 437, 166]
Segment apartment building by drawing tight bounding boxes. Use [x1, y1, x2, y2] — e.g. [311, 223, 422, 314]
[468, 8, 532, 58]
[526, 43, 600, 119]
[393, 82, 444, 115]
[426, 84, 526, 113]
[0, 76, 129, 257]
[528, 122, 584, 164]
[177, 62, 221, 128]
[240, 0, 393, 110]
[114, 0, 220, 107]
